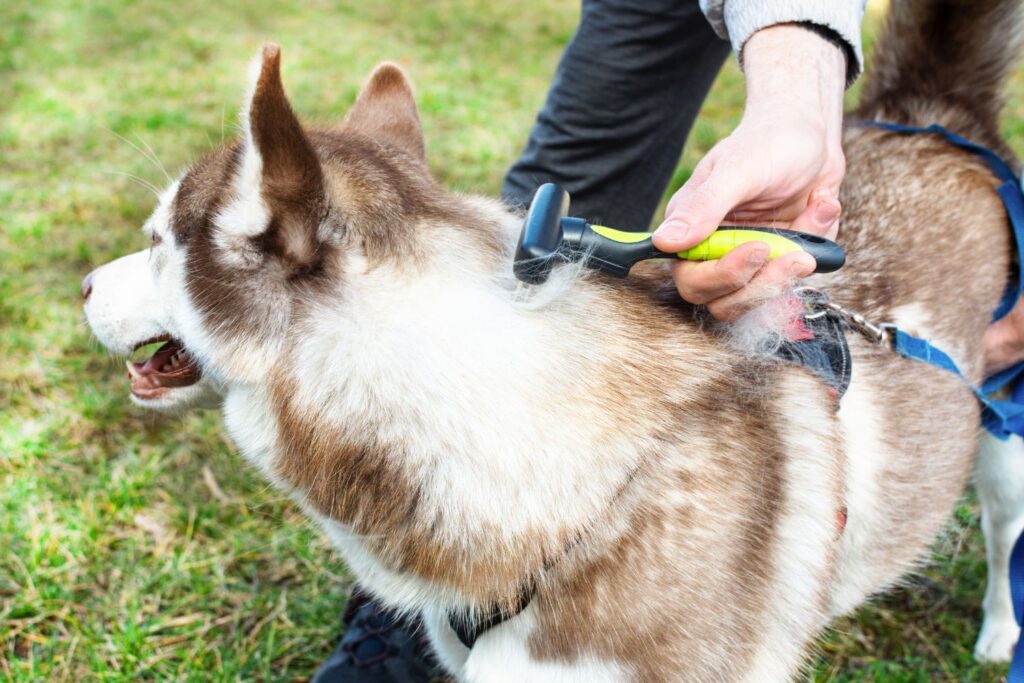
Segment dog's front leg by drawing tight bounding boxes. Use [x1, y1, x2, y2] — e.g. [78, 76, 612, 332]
[975, 432, 1024, 662]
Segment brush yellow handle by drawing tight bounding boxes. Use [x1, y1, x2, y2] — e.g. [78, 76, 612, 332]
[587, 224, 845, 273]
[676, 229, 814, 261]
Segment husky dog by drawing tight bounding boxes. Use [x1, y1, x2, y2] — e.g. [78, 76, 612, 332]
[83, 0, 1024, 679]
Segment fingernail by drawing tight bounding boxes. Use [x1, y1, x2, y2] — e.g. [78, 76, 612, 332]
[813, 200, 840, 225]
[747, 246, 769, 270]
[654, 220, 691, 245]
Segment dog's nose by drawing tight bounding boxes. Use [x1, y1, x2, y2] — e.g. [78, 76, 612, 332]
[81, 270, 96, 301]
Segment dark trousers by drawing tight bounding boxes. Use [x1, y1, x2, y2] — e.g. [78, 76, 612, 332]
[502, 0, 731, 229]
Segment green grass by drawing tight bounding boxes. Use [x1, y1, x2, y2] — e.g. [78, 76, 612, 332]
[2, 0, 1024, 680]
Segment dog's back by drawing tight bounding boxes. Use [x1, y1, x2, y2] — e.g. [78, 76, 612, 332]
[521, 0, 1024, 677]
[809, 0, 1020, 616]
[840, 0, 1024, 666]
[449, 2, 1024, 678]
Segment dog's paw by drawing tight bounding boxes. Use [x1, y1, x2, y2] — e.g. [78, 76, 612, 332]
[974, 617, 1020, 663]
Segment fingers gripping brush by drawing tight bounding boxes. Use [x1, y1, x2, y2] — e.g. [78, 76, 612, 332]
[513, 183, 846, 285]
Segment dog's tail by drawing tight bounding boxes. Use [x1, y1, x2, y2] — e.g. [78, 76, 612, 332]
[856, 0, 1024, 149]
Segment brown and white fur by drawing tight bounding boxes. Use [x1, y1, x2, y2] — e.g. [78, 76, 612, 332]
[82, 0, 1024, 679]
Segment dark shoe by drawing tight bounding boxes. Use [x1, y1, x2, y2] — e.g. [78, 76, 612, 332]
[311, 587, 451, 683]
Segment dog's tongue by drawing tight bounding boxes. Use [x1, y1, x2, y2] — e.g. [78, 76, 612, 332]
[126, 340, 201, 399]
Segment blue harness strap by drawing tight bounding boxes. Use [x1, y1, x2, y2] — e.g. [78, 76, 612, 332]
[865, 121, 1024, 678]
[1012, 529, 1024, 681]
[865, 121, 1024, 319]
[865, 120, 1024, 435]
[889, 329, 1024, 438]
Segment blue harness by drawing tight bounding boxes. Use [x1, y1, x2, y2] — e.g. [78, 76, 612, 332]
[864, 121, 1024, 678]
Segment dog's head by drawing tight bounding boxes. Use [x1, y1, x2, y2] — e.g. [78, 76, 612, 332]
[84, 45, 462, 411]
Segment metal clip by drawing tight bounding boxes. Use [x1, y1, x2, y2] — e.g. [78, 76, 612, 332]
[794, 286, 831, 321]
[793, 286, 894, 346]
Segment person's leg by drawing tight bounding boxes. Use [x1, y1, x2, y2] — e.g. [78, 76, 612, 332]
[503, 0, 731, 229]
[311, 586, 446, 683]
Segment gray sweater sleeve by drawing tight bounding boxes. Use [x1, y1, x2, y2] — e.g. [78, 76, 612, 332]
[699, 0, 867, 85]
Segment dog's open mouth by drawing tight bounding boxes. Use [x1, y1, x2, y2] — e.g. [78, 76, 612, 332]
[126, 335, 201, 400]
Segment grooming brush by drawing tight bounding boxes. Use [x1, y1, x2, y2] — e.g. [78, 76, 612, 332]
[513, 183, 845, 286]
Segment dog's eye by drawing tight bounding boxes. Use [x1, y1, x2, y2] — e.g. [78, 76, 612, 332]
[151, 232, 163, 247]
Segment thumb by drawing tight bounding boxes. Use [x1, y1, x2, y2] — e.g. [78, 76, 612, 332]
[653, 163, 747, 252]
[788, 187, 841, 240]
[984, 313, 1024, 377]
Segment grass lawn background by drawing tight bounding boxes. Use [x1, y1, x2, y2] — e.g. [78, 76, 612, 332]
[4, 0, 1024, 680]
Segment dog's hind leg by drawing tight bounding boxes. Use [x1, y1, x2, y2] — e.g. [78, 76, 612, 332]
[974, 432, 1024, 662]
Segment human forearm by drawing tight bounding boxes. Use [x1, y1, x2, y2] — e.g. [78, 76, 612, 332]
[699, 0, 866, 84]
[742, 24, 845, 136]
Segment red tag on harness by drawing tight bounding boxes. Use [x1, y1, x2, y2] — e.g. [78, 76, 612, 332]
[776, 293, 815, 341]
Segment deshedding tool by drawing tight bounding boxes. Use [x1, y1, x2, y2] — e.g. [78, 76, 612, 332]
[513, 183, 846, 285]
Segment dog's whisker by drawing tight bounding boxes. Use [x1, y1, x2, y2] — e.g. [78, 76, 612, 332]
[132, 132, 174, 184]
[106, 128, 167, 184]
[98, 169, 162, 198]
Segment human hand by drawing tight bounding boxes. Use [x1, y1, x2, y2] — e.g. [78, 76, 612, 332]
[984, 299, 1024, 378]
[652, 24, 847, 321]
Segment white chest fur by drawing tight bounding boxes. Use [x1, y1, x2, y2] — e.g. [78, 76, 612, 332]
[220, 268, 646, 613]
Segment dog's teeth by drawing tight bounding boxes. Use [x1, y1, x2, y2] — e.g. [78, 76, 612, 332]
[126, 360, 142, 380]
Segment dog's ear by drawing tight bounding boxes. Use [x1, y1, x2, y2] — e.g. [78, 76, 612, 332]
[227, 44, 325, 269]
[344, 63, 426, 163]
